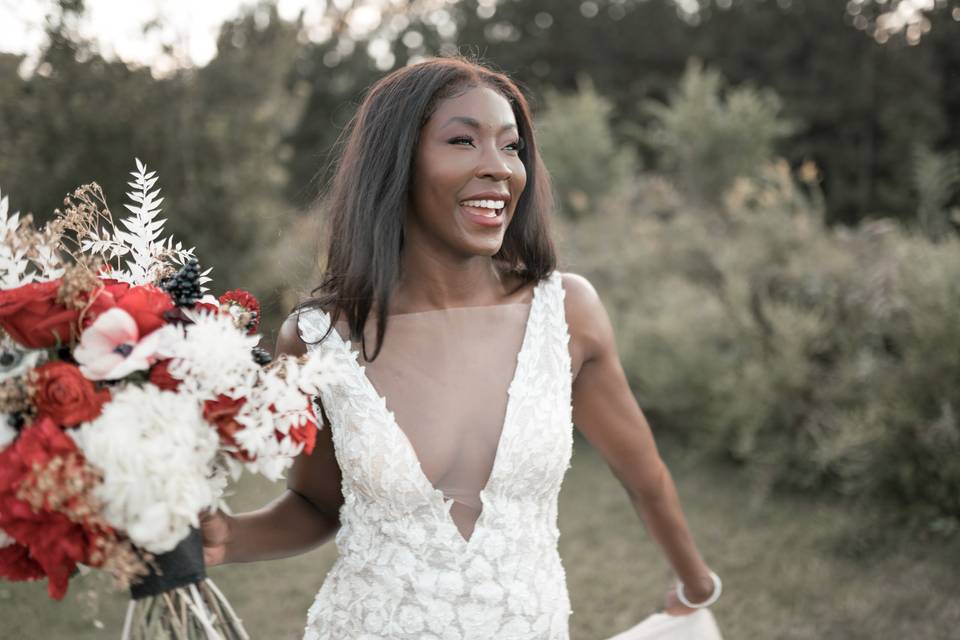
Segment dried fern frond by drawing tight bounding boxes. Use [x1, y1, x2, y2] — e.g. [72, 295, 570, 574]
[62, 159, 212, 288]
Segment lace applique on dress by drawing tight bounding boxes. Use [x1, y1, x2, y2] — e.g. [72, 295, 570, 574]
[298, 271, 573, 640]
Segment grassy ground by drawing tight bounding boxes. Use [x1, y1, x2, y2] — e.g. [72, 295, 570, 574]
[4, 437, 959, 639]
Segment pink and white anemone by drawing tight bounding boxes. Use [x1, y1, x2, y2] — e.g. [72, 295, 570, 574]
[73, 307, 171, 380]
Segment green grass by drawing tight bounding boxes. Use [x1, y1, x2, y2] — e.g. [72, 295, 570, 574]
[4, 438, 959, 639]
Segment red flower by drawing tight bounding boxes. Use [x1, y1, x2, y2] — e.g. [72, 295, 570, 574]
[203, 394, 252, 460]
[219, 289, 260, 334]
[0, 281, 79, 349]
[30, 362, 111, 427]
[148, 359, 182, 391]
[0, 279, 128, 349]
[0, 417, 100, 600]
[78, 284, 126, 329]
[193, 301, 220, 314]
[115, 285, 174, 336]
[286, 402, 318, 455]
[0, 542, 45, 583]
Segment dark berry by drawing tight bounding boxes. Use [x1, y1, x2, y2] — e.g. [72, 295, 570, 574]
[251, 347, 272, 366]
[161, 258, 203, 307]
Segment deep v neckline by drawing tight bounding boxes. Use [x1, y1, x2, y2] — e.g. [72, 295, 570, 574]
[326, 278, 544, 546]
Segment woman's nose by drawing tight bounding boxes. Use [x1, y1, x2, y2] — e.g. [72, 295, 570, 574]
[475, 146, 513, 181]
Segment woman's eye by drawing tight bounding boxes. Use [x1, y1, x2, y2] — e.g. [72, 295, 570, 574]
[505, 138, 525, 152]
[449, 136, 474, 146]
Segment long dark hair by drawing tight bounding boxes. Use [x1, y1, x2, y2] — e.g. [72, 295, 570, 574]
[295, 56, 557, 361]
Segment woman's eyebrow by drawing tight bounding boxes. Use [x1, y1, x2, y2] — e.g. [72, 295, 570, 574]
[439, 116, 518, 133]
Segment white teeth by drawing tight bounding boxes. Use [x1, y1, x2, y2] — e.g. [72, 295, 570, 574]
[461, 199, 506, 210]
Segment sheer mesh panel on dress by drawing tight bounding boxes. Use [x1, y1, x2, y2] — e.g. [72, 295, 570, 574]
[332, 302, 532, 541]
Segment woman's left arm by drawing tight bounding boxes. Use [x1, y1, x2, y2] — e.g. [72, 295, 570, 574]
[562, 272, 717, 613]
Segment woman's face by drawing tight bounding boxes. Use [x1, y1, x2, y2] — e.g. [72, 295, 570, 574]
[407, 85, 527, 259]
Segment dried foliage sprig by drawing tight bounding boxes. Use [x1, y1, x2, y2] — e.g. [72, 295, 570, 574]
[0, 192, 65, 288]
[51, 159, 212, 290]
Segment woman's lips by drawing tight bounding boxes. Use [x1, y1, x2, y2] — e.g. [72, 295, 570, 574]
[459, 204, 504, 227]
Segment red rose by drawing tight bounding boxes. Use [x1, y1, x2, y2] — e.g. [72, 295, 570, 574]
[0, 417, 99, 600]
[77, 284, 124, 330]
[203, 395, 252, 460]
[0, 278, 130, 348]
[0, 281, 79, 349]
[115, 285, 174, 336]
[148, 359, 182, 391]
[219, 289, 260, 334]
[30, 361, 110, 427]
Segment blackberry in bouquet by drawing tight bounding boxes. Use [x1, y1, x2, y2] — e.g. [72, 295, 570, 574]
[0, 160, 344, 639]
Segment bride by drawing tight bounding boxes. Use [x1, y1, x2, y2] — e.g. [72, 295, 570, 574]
[200, 57, 721, 639]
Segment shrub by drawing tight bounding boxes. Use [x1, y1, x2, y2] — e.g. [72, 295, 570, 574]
[559, 159, 960, 528]
[536, 76, 639, 219]
[642, 58, 796, 206]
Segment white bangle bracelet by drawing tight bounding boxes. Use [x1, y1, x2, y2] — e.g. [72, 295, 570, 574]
[676, 570, 722, 609]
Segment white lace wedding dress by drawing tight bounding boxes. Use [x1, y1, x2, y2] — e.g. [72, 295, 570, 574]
[296, 270, 574, 640]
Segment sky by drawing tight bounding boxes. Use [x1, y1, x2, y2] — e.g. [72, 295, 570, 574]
[0, 0, 346, 74]
[0, 0, 948, 74]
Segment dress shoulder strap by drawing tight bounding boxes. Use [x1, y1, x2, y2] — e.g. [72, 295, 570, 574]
[296, 306, 337, 353]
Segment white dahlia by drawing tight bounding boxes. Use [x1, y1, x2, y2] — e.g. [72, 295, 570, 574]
[160, 310, 260, 398]
[69, 385, 218, 553]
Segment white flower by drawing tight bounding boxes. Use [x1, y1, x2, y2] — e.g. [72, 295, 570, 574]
[0, 337, 46, 383]
[196, 294, 220, 309]
[0, 419, 17, 449]
[69, 385, 218, 553]
[162, 311, 259, 398]
[72, 308, 172, 380]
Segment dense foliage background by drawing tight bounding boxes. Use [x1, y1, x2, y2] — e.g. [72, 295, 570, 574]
[2, 3, 959, 634]
[0, 0, 960, 640]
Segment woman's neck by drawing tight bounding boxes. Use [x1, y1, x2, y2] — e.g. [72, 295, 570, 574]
[390, 255, 522, 315]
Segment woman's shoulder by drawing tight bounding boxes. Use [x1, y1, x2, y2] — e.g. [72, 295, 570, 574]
[276, 313, 309, 358]
[558, 271, 602, 317]
[557, 271, 610, 369]
[277, 304, 338, 358]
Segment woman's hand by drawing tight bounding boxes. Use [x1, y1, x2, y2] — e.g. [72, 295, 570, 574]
[662, 585, 698, 616]
[662, 572, 717, 615]
[199, 509, 232, 567]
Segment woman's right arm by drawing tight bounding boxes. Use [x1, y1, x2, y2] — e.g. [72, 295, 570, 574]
[201, 313, 345, 566]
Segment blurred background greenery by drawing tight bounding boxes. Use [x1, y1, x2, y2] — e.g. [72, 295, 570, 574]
[2, 0, 960, 637]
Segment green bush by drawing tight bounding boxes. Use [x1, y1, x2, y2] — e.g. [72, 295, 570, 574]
[560, 159, 960, 528]
[536, 76, 639, 219]
[912, 145, 960, 243]
[642, 59, 796, 206]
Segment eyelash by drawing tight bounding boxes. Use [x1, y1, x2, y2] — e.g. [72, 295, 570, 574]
[449, 136, 525, 152]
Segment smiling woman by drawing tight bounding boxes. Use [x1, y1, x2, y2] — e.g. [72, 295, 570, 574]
[291, 57, 557, 365]
[408, 86, 528, 264]
[199, 56, 721, 640]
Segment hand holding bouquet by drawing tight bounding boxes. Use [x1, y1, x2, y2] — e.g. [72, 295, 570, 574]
[0, 160, 342, 638]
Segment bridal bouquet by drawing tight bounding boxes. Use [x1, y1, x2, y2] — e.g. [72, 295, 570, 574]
[0, 160, 339, 638]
